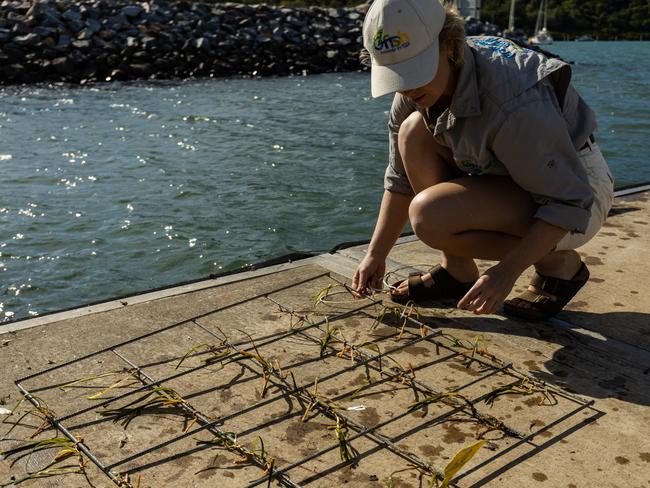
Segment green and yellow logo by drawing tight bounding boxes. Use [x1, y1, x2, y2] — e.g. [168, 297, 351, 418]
[373, 29, 410, 53]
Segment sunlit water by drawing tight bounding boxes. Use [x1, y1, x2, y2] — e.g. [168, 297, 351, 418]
[1, 41, 649, 322]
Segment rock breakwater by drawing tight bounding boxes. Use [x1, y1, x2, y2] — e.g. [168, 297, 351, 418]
[0, 0, 370, 83]
[0, 0, 500, 84]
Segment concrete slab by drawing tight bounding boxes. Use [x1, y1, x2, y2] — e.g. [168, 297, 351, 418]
[1, 191, 649, 488]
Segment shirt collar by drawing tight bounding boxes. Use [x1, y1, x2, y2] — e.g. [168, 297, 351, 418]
[424, 44, 481, 136]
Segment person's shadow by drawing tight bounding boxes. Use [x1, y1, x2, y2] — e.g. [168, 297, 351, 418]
[416, 307, 650, 407]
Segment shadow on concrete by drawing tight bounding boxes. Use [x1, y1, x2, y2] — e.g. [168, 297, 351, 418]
[558, 310, 650, 351]
[415, 310, 650, 408]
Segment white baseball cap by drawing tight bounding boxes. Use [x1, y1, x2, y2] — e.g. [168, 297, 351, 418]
[363, 0, 446, 98]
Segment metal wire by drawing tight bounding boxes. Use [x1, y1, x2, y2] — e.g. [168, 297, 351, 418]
[7, 272, 601, 488]
[330, 275, 596, 407]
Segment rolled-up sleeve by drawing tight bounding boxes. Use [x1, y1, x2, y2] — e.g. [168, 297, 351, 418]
[384, 94, 416, 195]
[492, 93, 594, 234]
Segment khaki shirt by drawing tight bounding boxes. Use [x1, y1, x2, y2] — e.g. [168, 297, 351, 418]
[385, 36, 597, 234]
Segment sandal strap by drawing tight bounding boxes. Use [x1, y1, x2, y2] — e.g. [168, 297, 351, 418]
[504, 262, 590, 321]
[407, 273, 425, 299]
[427, 265, 473, 295]
[530, 262, 590, 302]
[517, 289, 555, 305]
[392, 265, 474, 303]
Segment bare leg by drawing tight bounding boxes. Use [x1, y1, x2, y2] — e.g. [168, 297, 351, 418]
[409, 176, 537, 260]
[535, 250, 582, 279]
[397, 112, 581, 289]
[397, 112, 479, 285]
[397, 111, 461, 194]
[409, 175, 582, 279]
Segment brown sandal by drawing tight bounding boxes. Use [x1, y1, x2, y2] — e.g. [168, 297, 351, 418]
[503, 262, 590, 321]
[390, 265, 474, 305]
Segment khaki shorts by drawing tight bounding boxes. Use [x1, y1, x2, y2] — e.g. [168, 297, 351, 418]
[556, 140, 615, 251]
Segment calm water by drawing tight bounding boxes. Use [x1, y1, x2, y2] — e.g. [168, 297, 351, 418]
[1, 41, 649, 322]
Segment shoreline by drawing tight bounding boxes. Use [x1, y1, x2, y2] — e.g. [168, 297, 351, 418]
[0, 0, 370, 84]
[0, 0, 501, 85]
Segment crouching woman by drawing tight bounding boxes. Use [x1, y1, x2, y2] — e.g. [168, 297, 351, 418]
[352, 0, 614, 319]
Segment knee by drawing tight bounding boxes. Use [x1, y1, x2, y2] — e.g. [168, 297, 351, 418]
[397, 112, 426, 166]
[408, 187, 453, 248]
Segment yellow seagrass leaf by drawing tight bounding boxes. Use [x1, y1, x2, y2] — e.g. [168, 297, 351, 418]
[440, 439, 486, 488]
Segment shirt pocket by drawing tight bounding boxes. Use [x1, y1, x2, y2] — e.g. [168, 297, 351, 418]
[453, 152, 494, 176]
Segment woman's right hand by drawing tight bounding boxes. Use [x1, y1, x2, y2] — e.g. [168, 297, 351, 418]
[351, 254, 386, 297]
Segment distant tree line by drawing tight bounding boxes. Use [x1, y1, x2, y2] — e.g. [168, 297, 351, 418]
[186, 0, 649, 40]
[480, 0, 650, 40]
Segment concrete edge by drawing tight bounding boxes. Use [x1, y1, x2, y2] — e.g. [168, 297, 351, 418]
[0, 255, 325, 335]
[614, 182, 650, 197]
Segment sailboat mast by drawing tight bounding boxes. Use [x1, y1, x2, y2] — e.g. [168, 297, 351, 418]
[508, 0, 516, 31]
[543, 0, 548, 30]
[534, 0, 543, 33]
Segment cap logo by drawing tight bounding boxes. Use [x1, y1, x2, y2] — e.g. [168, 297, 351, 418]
[373, 29, 411, 53]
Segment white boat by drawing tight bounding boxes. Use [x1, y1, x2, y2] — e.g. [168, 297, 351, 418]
[530, 0, 553, 45]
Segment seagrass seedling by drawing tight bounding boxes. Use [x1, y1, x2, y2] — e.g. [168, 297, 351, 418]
[0, 437, 85, 486]
[97, 386, 187, 428]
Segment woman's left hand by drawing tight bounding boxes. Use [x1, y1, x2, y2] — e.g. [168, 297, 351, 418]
[457, 263, 521, 315]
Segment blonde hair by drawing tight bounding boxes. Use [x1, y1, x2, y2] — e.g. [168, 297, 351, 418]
[440, 2, 466, 69]
[359, 1, 466, 69]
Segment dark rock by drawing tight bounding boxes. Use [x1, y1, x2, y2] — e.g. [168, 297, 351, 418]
[193, 37, 209, 50]
[98, 30, 113, 41]
[33, 26, 57, 38]
[77, 28, 95, 40]
[129, 62, 154, 75]
[91, 36, 110, 50]
[0, 28, 11, 43]
[68, 49, 88, 66]
[132, 50, 150, 60]
[40, 8, 64, 28]
[86, 18, 102, 33]
[6, 12, 25, 23]
[42, 36, 56, 49]
[67, 19, 85, 33]
[108, 68, 127, 80]
[56, 34, 71, 49]
[0, 0, 375, 84]
[12, 33, 40, 47]
[141, 36, 156, 48]
[40, 46, 60, 60]
[121, 5, 142, 18]
[35, 58, 51, 69]
[191, 3, 209, 19]
[62, 9, 82, 23]
[80, 5, 100, 20]
[17, 69, 44, 83]
[72, 39, 91, 50]
[256, 34, 270, 43]
[12, 22, 33, 35]
[0, 63, 22, 81]
[106, 13, 128, 31]
[52, 56, 75, 74]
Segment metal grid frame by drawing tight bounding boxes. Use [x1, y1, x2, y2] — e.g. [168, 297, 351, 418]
[9, 271, 602, 487]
